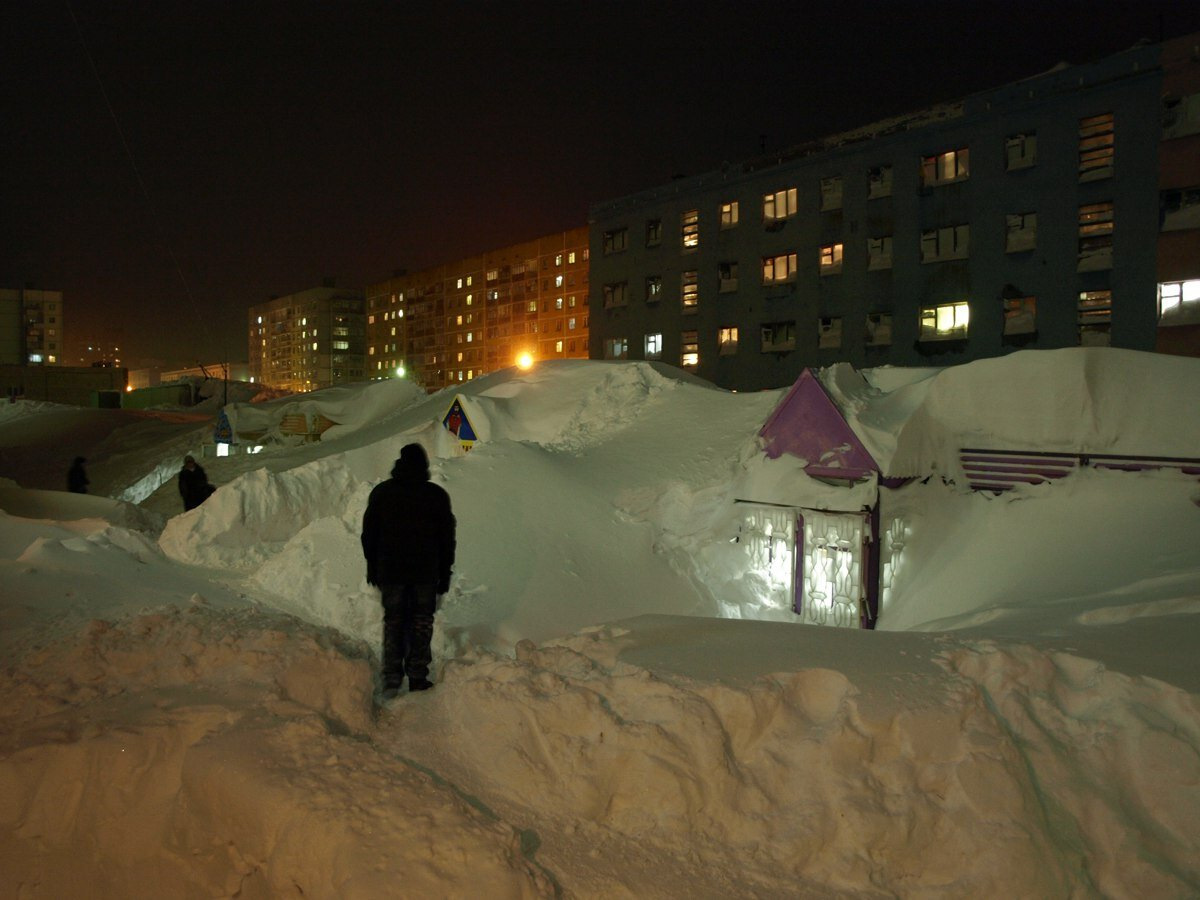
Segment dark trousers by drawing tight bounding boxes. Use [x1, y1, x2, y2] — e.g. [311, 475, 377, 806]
[380, 583, 437, 687]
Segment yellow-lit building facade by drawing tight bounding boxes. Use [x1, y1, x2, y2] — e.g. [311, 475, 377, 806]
[366, 227, 589, 390]
[248, 285, 367, 393]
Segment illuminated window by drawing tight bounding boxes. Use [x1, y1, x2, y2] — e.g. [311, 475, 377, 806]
[921, 224, 970, 263]
[681, 210, 699, 249]
[1078, 290, 1112, 345]
[1006, 132, 1037, 170]
[603, 228, 629, 254]
[555, 275, 564, 288]
[1159, 279, 1200, 325]
[818, 316, 842, 349]
[645, 332, 663, 360]
[568, 251, 577, 263]
[719, 261, 739, 293]
[646, 219, 662, 246]
[645, 275, 662, 302]
[456, 315, 463, 325]
[681, 271, 699, 311]
[603, 282, 629, 308]
[456, 278, 464, 289]
[867, 165, 893, 199]
[604, 337, 628, 360]
[819, 243, 843, 275]
[555, 254, 563, 266]
[1006, 212, 1037, 253]
[720, 201, 739, 228]
[921, 148, 969, 186]
[763, 187, 798, 223]
[866, 313, 893, 346]
[761, 321, 796, 352]
[333, 340, 350, 350]
[719, 326, 738, 355]
[568, 317, 577, 330]
[680, 330, 699, 367]
[762, 252, 798, 284]
[467, 275, 473, 286]
[555, 297, 564, 309]
[1078, 202, 1113, 271]
[819, 176, 843, 211]
[867, 236, 893, 270]
[555, 340, 563, 353]
[1003, 297, 1037, 335]
[1079, 113, 1114, 181]
[918, 301, 970, 340]
[466, 294, 473, 305]
[486, 269, 499, 281]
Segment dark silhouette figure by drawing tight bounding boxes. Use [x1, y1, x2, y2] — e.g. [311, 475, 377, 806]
[361, 443, 456, 698]
[178, 455, 213, 511]
[67, 457, 89, 494]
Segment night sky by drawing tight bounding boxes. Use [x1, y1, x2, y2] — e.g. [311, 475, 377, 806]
[5, 1, 1200, 369]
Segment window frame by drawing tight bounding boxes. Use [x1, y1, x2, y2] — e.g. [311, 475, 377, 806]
[1079, 113, 1114, 182]
[762, 251, 798, 284]
[761, 320, 797, 352]
[921, 148, 970, 187]
[763, 187, 798, 223]
[918, 301, 970, 341]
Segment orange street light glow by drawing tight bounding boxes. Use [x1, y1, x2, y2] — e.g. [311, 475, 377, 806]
[516, 352, 534, 370]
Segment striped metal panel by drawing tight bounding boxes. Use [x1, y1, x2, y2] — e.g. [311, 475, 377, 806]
[959, 448, 1200, 492]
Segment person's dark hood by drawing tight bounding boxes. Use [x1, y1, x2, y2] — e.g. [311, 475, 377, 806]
[391, 443, 430, 481]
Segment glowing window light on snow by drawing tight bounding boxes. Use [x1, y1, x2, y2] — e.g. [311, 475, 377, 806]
[742, 507, 795, 608]
[799, 510, 865, 629]
[216, 443, 230, 457]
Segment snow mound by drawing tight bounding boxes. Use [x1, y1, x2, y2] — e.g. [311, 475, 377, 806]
[825, 348, 1200, 477]
[0, 606, 556, 898]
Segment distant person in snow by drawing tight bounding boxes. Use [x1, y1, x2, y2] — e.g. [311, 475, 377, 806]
[67, 457, 89, 494]
[361, 443, 456, 699]
[178, 455, 213, 511]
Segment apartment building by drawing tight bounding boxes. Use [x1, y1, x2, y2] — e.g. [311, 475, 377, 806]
[0, 287, 64, 366]
[589, 35, 1200, 392]
[247, 285, 366, 393]
[365, 227, 589, 391]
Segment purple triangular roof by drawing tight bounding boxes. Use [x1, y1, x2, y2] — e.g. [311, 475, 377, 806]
[759, 369, 879, 480]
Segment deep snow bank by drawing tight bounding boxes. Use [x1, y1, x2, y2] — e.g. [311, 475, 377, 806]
[0, 604, 556, 899]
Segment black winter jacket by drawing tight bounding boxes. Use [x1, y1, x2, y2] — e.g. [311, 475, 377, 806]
[361, 460, 456, 590]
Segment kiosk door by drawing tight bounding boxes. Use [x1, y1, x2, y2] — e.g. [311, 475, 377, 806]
[795, 509, 868, 628]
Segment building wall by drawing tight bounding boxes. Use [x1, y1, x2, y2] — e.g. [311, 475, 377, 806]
[1156, 34, 1200, 355]
[247, 286, 367, 392]
[0, 288, 65, 367]
[0, 365, 125, 406]
[365, 227, 589, 391]
[588, 42, 1169, 391]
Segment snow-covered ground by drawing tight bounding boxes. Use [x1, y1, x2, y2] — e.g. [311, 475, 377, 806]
[1, 349, 1199, 898]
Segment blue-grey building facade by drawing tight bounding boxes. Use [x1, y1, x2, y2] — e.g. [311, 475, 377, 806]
[588, 41, 1177, 392]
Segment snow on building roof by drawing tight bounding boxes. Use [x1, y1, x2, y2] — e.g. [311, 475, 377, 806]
[818, 348, 1200, 479]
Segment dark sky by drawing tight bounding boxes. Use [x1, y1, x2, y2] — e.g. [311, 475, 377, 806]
[4, 1, 1200, 368]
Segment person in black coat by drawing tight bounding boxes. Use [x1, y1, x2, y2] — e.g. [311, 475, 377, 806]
[67, 457, 89, 494]
[178, 455, 212, 511]
[361, 442, 456, 697]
